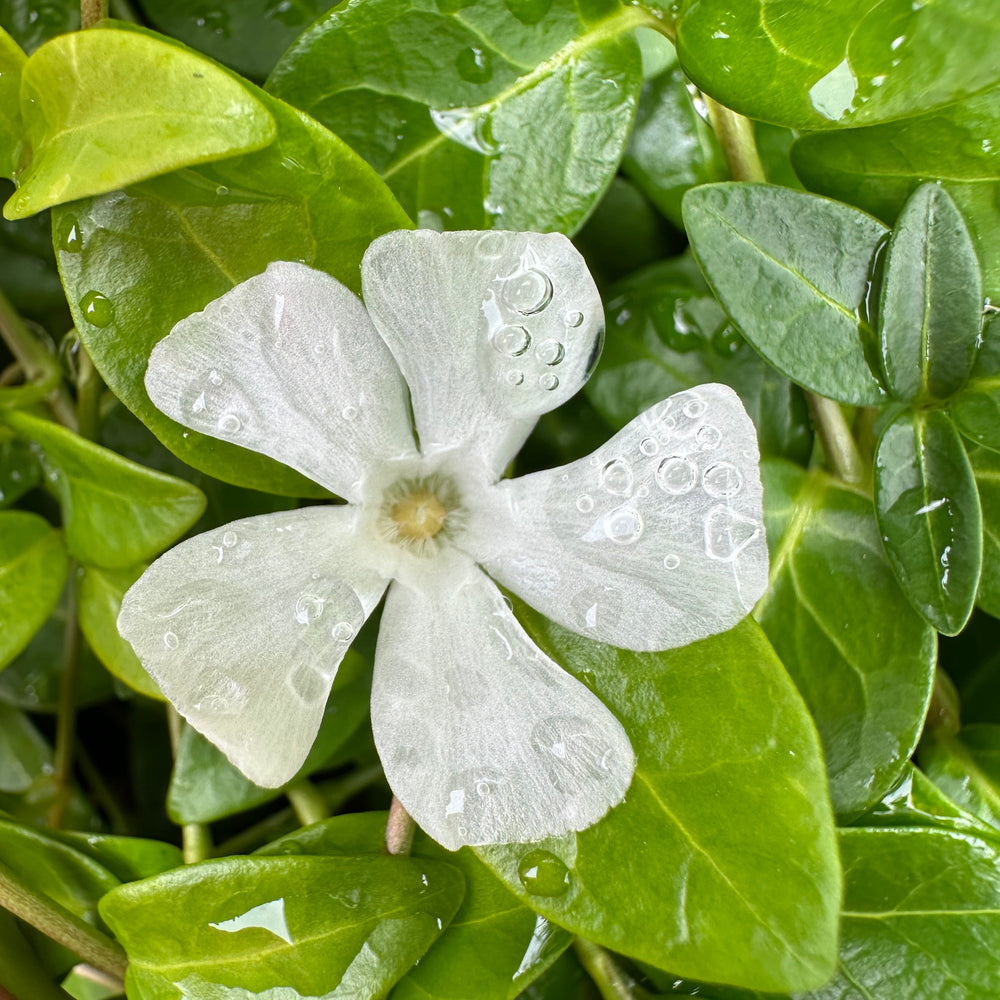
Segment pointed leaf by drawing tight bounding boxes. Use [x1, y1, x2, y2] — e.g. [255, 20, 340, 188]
[478, 616, 840, 993]
[755, 460, 936, 815]
[970, 441, 1000, 617]
[875, 409, 982, 634]
[878, 184, 983, 401]
[0, 509, 67, 670]
[5, 409, 205, 569]
[682, 183, 887, 405]
[5, 27, 277, 219]
[0, 28, 25, 179]
[922, 724, 1000, 832]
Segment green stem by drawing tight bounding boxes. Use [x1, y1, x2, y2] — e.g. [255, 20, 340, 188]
[807, 394, 865, 485]
[385, 796, 416, 855]
[47, 569, 81, 830]
[80, 0, 108, 28]
[0, 860, 127, 982]
[705, 96, 766, 184]
[925, 668, 961, 739]
[286, 780, 330, 827]
[75, 347, 102, 442]
[166, 708, 213, 863]
[572, 939, 649, 1000]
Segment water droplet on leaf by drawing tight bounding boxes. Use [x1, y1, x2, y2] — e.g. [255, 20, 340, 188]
[79, 291, 113, 327]
[455, 45, 493, 83]
[518, 850, 570, 896]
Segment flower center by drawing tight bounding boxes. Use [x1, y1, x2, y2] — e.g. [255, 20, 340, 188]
[377, 472, 464, 555]
[391, 488, 448, 541]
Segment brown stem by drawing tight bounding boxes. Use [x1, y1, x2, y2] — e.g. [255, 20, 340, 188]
[385, 797, 416, 855]
[80, 0, 108, 28]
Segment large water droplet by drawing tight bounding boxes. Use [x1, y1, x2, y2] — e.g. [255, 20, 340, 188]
[536, 339, 565, 365]
[605, 507, 643, 544]
[704, 507, 760, 561]
[600, 459, 633, 496]
[217, 414, 242, 434]
[504, 269, 553, 315]
[79, 291, 114, 327]
[656, 456, 697, 494]
[492, 324, 531, 356]
[57, 217, 82, 253]
[455, 45, 493, 83]
[518, 850, 570, 896]
[703, 462, 743, 498]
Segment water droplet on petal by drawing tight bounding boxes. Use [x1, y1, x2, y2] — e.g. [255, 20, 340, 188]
[79, 291, 114, 327]
[209, 370, 223, 385]
[600, 459, 633, 496]
[342, 405, 358, 421]
[504, 269, 553, 315]
[222, 531, 238, 547]
[536, 339, 565, 365]
[218, 413, 242, 434]
[294, 594, 325, 624]
[507, 369, 524, 386]
[683, 396, 707, 418]
[703, 462, 743, 498]
[697, 424, 722, 450]
[492, 324, 531, 356]
[564, 310, 584, 328]
[476, 232, 505, 259]
[663, 553, 680, 570]
[518, 850, 570, 896]
[332, 621, 355, 641]
[656, 456, 697, 494]
[289, 663, 326, 702]
[639, 437, 658, 456]
[539, 372, 559, 391]
[704, 507, 760, 561]
[163, 631, 179, 650]
[604, 507, 643, 544]
[192, 392, 207, 414]
[576, 494, 594, 513]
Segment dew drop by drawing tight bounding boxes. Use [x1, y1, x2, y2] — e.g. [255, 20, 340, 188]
[507, 369, 524, 386]
[208, 370, 223, 385]
[656, 456, 697, 494]
[79, 291, 114, 328]
[476, 232, 505, 259]
[704, 508, 760, 561]
[342, 405, 358, 421]
[518, 850, 570, 896]
[696, 424, 722, 450]
[58, 217, 82, 253]
[539, 372, 559, 391]
[163, 631, 179, 650]
[576, 494, 594, 513]
[683, 395, 707, 418]
[604, 507, 643, 544]
[663, 553, 680, 570]
[536, 339, 565, 365]
[455, 45, 493, 83]
[503, 269, 553, 315]
[600, 459, 633, 496]
[217, 414, 242, 434]
[639, 437, 658, 457]
[222, 531, 238, 547]
[294, 594, 325, 625]
[564, 310, 584, 328]
[192, 391, 206, 414]
[491, 324, 531, 356]
[703, 462, 743, 498]
[332, 621, 355, 641]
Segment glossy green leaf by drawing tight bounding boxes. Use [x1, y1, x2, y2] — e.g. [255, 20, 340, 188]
[586, 253, 812, 463]
[922, 724, 1000, 832]
[54, 39, 411, 496]
[622, 64, 728, 229]
[478, 616, 840, 993]
[0, 429, 40, 507]
[515, 949, 600, 1000]
[5, 409, 206, 570]
[100, 854, 465, 999]
[0, 27, 25, 179]
[755, 461, 936, 815]
[78, 563, 162, 699]
[0, 909, 67, 1000]
[971, 441, 1000, 617]
[6, 27, 278, 219]
[0, 509, 68, 670]
[52, 832, 183, 884]
[137, 0, 331, 80]
[791, 86, 1000, 299]
[0, 701, 50, 792]
[168, 650, 370, 824]
[682, 182, 887, 404]
[952, 313, 1000, 453]
[267, 0, 643, 234]
[259, 812, 571, 1000]
[676, 0, 1000, 130]
[875, 409, 982, 634]
[878, 184, 983, 401]
[0, 0, 78, 54]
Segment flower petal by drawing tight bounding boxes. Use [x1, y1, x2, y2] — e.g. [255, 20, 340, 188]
[371, 566, 635, 850]
[465, 384, 768, 650]
[361, 230, 603, 475]
[146, 261, 416, 501]
[118, 506, 387, 788]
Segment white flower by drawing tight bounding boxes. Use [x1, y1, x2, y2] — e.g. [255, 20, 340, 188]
[118, 230, 768, 850]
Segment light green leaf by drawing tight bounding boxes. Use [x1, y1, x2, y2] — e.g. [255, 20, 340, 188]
[874, 409, 982, 634]
[0, 700, 50, 792]
[878, 184, 983, 401]
[970, 441, 1000, 617]
[478, 615, 840, 993]
[5, 409, 206, 570]
[922, 724, 1000, 832]
[952, 313, 1000, 454]
[100, 855, 465, 999]
[755, 460, 936, 815]
[0, 910, 67, 1000]
[0, 428, 41, 507]
[267, 0, 643, 234]
[51, 832, 183, 884]
[682, 182, 887, 405]
[676, 0, 1000, 130]
[0, 509, 67, 670]
[0, 27, 25, 179]
[54, 28, 411, 496]
[5, 27, 277, 219]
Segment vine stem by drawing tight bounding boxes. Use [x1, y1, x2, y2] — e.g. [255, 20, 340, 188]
[47, 569, 80, 829]
[0, 859, 128, 983]
[385, 797, 416, 855]
[166, 707, 213, 863]
[286, 780, 330, 827]
[80, 0, 108, 28]
[806, 394, 865, 485]
[572, 938, 647, 1000]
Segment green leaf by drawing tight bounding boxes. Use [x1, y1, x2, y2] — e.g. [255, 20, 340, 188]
[478, 616, 840, 993]
[515, 949, 600, 1000]
[755, 460, 936, 816]
[54, 31, 411, 496]
[267, 0, 643, 234]
[51, 832, 183, 884]
[168, 651, 371, 823]
[682, 182, 887, 405]
[922, 724, 1000, 832]
[100, 854, 465, 999]
[586, 253, 812, 464]
[0, 0, 78, 54]
[971, 441, 1000, 617]
[952, 313, 1000, 453]
[0, 28, 25, 180]
[5, 409, 206, 570]
[790, 85, 1000, 300]
[676, 0, 1000, 130]
[0, 427, 40, 507]
[874, 409, 982, 634]
[137, 0, 331, 81]
[259, 812, 571, 1000]
[0, 910, 67, 1000]
[78, 563, 162, 699]
[5, 27, 278, 219]
[621, 64, 728, 229]
[0, 701, 51, 792]
[0, 509, 68, 670]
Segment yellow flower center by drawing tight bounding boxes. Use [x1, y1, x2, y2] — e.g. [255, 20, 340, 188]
[391, 488, 449, 541]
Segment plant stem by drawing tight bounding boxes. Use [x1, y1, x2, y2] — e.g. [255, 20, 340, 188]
[48, 570, 81, 829]
[807, 394, 865, 485]
[80, 0, 108, 28]
[75, 347, 102, 442]
[165, 707, 213, 863]
[385, 796, 416, 855]
[0, 859, 127, 982]
[705, 96, 766, 184]
[573, 939, 648, 1000]
[286, 780, 330, 827]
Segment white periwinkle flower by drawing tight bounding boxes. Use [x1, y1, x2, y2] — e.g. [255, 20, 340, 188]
[118, 230, 768, 850]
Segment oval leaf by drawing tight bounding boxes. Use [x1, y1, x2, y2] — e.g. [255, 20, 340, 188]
[0, 28, 25, 179]
[5, 27, 277, 219]
[0, 701, 50, 792]
[875, 409, 982, 635]
[682, 182, 887, 405]
[922, 723, 1000, 832]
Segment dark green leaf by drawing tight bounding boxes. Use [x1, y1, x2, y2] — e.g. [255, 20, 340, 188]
[971, 441, 1000, 617]
[922, 724, 1000, 832]
[874, 409, 982, 634]
[267, 0, 643, 233]
[0, 430, 40, 507]
[952, 313, 1000, 453]
[514, 949, 600, 1000]
[0, 509, 67, 670]
[6, 409, 206, 570]
[586, 253, 812, 463]
[478, 616, 840, 993]
[54, 34, 411, 495]
[0, 0, 78, 54]
[676, 0, 1000, 130]
[78, 563, 162, 699]
[0, 27, 25, 179]
[51, 832, 183, 883]
[682, 183, 887, 405]
[878, 184, 982, 401]
[622, 65, 728, 229]
[100, 854, 465, 998]
[0, 909, 67, 1000]
[0, 701, 50, 792]
[6, 27, 278, 219]
[755, 460, 936, 815]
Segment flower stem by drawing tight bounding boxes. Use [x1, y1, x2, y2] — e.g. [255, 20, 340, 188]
[47, 570, 81, 829]
[385, 797, 416, 855]
[80, 0, 108, 28]
[286, 780, 329, 827]
[807, 394, 865, 485]
[166, 707, 213, 863]
[0, 859, 128, 982]
[572, 938, 649, 1000]
[76, 347, 102, 442]
[705, 96, 766, 185]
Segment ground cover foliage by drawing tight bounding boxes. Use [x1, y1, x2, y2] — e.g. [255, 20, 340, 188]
[0, 0, 997, 997]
